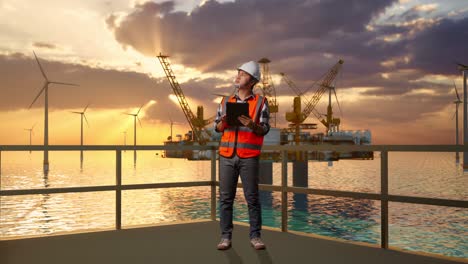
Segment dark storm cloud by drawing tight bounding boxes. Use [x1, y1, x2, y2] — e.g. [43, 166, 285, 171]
[0, 52, 225, 124]
[365, 4, 468, 76]
[0, 52, 458, 144]
[0, 52, 155, 110]
[407, 17, 468, 74]
[338, 91, 452, 124]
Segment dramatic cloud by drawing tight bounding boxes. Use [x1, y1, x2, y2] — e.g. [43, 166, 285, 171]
[106, 0, 467, 85]
[407, 17, 468, 74]
[107, 0, 398, 74]
[32, 42, 57, 50]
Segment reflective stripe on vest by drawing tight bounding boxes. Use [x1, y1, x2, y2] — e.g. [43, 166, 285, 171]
[219, 94, 266, 158]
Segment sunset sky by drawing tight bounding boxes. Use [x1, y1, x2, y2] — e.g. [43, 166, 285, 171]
[0, 0, 467, 145]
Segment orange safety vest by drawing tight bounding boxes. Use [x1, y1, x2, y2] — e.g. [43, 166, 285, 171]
[219, 94, 267, 158]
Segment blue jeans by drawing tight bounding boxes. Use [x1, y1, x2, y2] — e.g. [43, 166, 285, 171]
[219, 154, 261, 239]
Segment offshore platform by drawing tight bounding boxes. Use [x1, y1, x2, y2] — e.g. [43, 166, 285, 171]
[156, 53, 373, 164]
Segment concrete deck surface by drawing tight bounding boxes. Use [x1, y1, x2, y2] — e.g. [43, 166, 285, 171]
[1, 221, 464, 264]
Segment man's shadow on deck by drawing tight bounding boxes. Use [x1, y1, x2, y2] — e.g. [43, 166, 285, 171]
[255, 249, 273, 264]
[223, 248, 243, 264]
[223, 248, 273, 264]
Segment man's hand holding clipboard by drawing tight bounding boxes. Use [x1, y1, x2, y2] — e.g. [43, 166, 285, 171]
[238, 115, 254, 128]
[226, 102, 250, 126]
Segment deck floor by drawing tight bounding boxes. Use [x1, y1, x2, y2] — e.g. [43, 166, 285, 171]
[0, 221, 464, 264]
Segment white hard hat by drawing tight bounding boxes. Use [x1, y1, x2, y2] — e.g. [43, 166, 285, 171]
[237, 61, 261, 82]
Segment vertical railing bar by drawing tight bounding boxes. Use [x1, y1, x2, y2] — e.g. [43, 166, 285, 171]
[210, 148, 216, 221]
[281, 150, 288, 232]
[116, 149, 122, 230]
[0, 150, 2, 190]
[381, 150, 389, 249]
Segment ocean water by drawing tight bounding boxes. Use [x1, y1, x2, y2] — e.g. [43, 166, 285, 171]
[0, 150, 466, 259]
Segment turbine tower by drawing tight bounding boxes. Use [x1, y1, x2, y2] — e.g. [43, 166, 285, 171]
[24, 124, 36, 153]
[125, 104, 143, 165]
[29, 51, 79, 173]
[452, 81, 462, 164]
[457, 63, 468, 170]
[71, 103, 90, 163]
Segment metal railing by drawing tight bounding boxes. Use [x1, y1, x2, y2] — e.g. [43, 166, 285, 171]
[1, 144, 467, 250]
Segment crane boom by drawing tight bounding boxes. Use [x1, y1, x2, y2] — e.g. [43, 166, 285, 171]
[280, 72, 322, 120]
[300, 60, 343, 122]
[280, 72, 302, 96]
[157, 53, 204, 143]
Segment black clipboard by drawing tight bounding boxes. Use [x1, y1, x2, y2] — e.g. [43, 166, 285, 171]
[226, 102, 249, 126]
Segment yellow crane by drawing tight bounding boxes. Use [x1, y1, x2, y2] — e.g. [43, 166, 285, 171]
[283, 59, 344, 145]
[157, 53, 212, 145]
[280, 72, 323, 122]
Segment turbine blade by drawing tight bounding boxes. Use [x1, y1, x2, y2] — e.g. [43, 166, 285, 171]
[84, 103, 90, 113]
[32, 123, 36, 130]
[84, 114, 90, 127]
[451, 110, 456, 120]
[29, 83, 47, 109]
[454, 80, 461, 101]
[138, 117, 142, 128]
[33, 51, 48, 80]
[455, 61, 468, 69]
[50, 81, 79, 86]
[71, 111, 82, 114]
[137, 104, 144, 115]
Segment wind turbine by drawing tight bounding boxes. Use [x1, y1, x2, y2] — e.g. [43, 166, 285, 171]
[24, 124, 36, 153]
[71, 103, 90, 163]
[166, 115, 186, 142]
[452, 81, 462, 164]
[457, 62, 468, 170]
[29, 51, 79, 173]
[124, 104, 143, 165]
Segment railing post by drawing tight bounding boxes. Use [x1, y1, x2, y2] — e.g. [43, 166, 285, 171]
[210, 148, 216, 221]
[381, 150, 389, 249]
[281, 150, 288, 232]
[116, 150, 122, 230]
[0, 150, 2, 190]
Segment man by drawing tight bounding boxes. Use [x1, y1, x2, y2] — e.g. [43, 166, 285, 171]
[214, 61, 270, 250]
